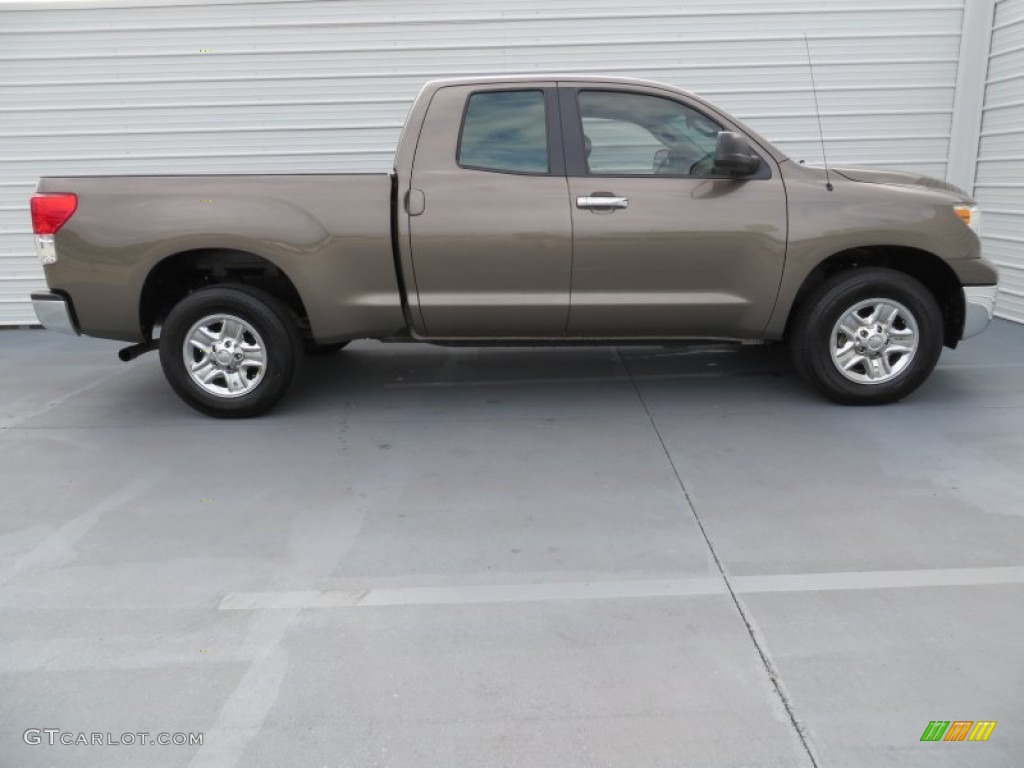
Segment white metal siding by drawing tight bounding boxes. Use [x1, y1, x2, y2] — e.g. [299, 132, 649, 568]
[977, 0, 1024, 322]
[0, 0, 966, 325]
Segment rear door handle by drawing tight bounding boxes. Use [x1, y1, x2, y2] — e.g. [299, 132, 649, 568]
[576, 195, 629, 210]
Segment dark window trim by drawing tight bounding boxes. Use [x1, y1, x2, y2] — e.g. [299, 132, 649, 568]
[455, 87, 565, 177]
[558, 86, 772, 181]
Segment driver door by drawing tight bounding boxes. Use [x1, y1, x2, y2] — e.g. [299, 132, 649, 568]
[561, 85, 788, 338]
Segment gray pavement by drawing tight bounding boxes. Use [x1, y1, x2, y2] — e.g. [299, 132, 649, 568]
[1, 322, 1022, 767]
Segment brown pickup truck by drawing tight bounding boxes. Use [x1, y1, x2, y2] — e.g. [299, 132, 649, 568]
[30, 75, 998, 417]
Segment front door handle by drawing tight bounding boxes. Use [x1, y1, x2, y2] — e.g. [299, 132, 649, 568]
[576, 195, 629, 211]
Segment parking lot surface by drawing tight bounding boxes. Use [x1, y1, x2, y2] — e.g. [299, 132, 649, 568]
[1, 322, 1022, 767]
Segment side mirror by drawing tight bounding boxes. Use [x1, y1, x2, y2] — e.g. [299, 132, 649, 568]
[714, 132, 761, 176]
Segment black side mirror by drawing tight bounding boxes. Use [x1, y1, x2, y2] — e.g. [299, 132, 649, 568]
[714, 132, 761, 176]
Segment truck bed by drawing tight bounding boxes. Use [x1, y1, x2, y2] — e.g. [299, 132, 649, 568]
[38, 173, 405, 342]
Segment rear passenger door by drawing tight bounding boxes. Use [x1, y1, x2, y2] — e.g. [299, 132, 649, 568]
[407, 83, 572, 336]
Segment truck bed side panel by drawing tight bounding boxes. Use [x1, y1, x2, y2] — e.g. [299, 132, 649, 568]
[38, 174, 404, 342]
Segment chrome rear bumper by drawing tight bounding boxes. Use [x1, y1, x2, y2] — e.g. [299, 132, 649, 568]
[962, 285, 998, 340]
[31, 292, 79, 336]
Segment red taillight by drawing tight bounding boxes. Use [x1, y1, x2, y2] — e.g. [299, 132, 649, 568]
[30, 193, 78, 235]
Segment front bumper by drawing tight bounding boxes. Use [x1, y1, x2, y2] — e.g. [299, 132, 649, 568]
[31, 292, 79, 336]
[962, 285, 998, 340]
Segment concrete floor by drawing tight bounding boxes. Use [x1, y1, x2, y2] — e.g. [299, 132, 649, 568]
[0, 321, 1022, 768]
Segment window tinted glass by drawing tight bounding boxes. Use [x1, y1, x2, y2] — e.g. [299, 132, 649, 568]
[578, 90, 725, 177]
[458, 90, 549, 174]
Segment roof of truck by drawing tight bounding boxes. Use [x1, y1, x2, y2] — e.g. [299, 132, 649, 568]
[423, 74, 697, 97]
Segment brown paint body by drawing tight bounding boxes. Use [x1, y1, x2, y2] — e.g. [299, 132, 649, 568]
[37, 76, 998, 344]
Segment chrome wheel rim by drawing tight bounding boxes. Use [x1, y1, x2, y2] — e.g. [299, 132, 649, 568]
[830, 298, 919, 385]
[183, 314, 266, 398]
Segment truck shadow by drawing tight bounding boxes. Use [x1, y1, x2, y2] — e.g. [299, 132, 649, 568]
[281, 341, 804, 419]
[27, 328, 1011, 427]
[281, 330, 1024, 419]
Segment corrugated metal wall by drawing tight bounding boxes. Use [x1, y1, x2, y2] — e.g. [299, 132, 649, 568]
[0, 0, 971, 325]
[977, 0, 1024, 323]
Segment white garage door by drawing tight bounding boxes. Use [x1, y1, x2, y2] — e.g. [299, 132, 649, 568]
[0, 0, 966, 325]
[977, 0, 1024, 323]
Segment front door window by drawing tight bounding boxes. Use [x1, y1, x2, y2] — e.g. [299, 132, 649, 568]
[577, 90, 727, 178]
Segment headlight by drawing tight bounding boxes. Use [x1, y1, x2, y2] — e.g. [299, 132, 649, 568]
[954, 204, 981, 235]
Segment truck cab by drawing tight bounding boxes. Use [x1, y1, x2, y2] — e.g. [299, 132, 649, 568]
[397, 78, 788, 340]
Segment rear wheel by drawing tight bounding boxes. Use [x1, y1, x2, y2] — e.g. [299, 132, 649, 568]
[790, 268, 943, 404]
[159, 285, 302, 417]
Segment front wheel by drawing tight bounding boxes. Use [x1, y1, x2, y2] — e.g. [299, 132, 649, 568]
[159, 285, 302, 418]
[789, 268, 943, 405]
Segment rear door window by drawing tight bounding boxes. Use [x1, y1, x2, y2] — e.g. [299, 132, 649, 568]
[458, 90, 550, 174]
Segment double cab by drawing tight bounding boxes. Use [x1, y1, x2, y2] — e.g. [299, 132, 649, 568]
[29, 76, 998, 416]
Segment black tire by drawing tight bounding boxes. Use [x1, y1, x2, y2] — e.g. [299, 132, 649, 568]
[159, 285, 302, 418]
[304, 340, 350, 356]
[789, 267, 943, 405]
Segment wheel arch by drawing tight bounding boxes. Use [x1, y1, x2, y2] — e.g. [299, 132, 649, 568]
[139, 248, 310, 341]
[783, 246, 965, 348]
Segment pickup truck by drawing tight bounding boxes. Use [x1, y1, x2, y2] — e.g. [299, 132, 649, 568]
[29, 75, 999, 417]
